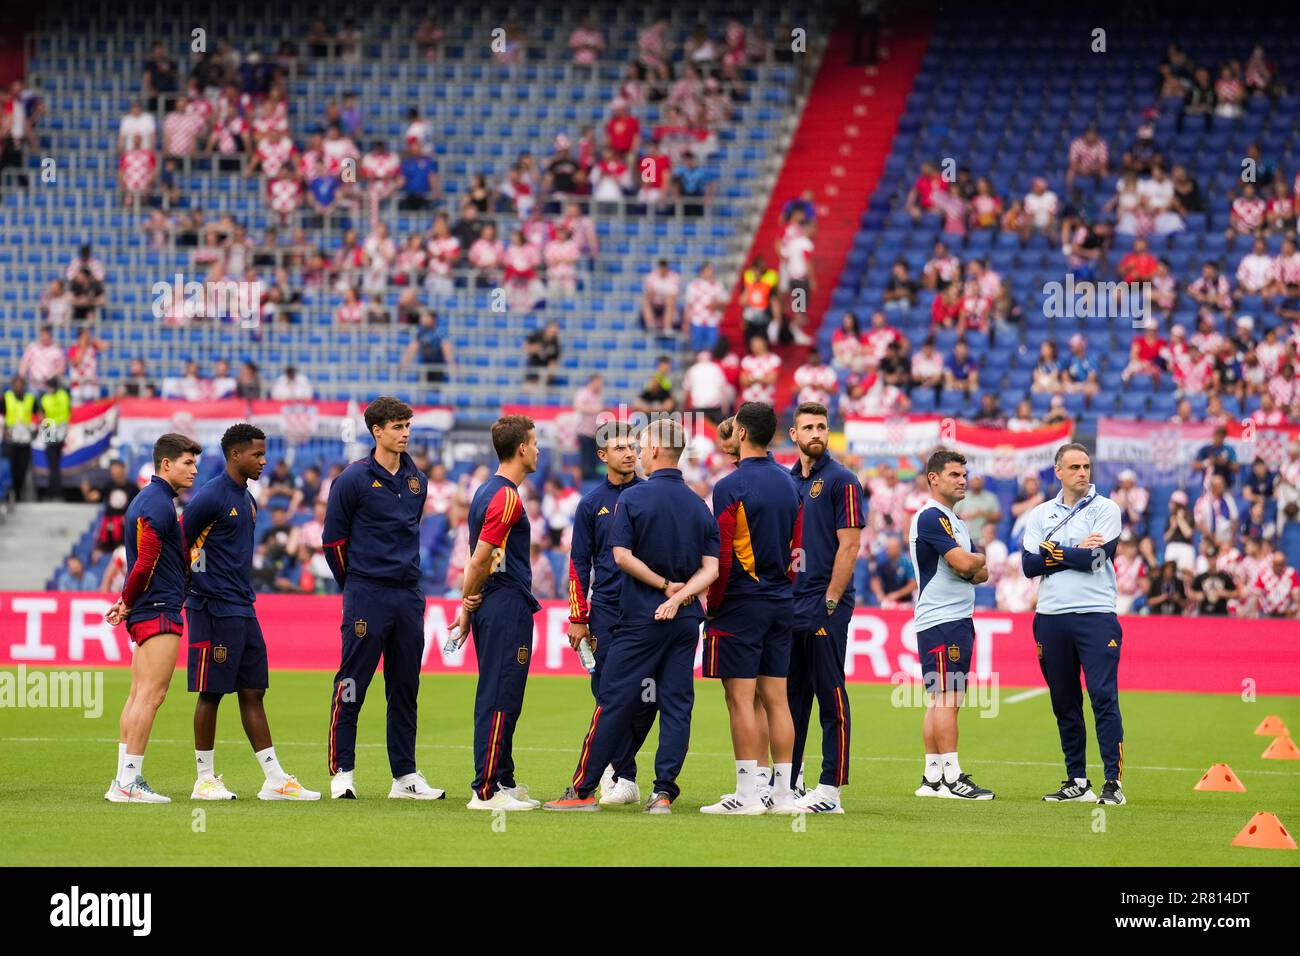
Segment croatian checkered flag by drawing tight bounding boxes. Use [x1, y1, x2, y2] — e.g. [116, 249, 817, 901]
[1151, 427, 1180, 478]
[283, 404, 314, 448]
[1256, 429, 1285, 470]
[883, 415, 907, 449]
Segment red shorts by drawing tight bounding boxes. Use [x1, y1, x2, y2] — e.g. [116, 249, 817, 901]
[127, 612, 184, 645]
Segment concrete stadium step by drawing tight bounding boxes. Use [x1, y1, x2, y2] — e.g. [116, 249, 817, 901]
[0, 502, 99, 590]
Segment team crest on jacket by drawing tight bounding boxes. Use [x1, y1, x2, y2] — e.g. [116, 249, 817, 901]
[947, 644, 961, 662]
[407, 476, 421, 494]
[1036, 642, 1044, 660]
[354, 619, 367, 638]
[213, 644, 228, 664]
[810, 478, 824, 499]
[516, 645, 529, 665]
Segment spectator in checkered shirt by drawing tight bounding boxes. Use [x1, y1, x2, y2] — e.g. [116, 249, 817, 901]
[1249, 549, 1300, 618]
[684, 262, 727, 355]
[793, 348, 837, 407]
[1187, 260, 1232, 313]
[1235, 237, 1278, 306]
[1226, 183, 1266, 246]
[1066, 123, 1108, 188]
[921, 240, 960, 291]
[739, 334, 781, 405]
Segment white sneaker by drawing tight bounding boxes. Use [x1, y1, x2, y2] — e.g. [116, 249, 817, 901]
[700, 793, 768, 815]
[794, 786, 845, 814]
[599, 777, 641, 805]
[500, 784, 541, 808]
[766, 790, 799, 815]
[466, 789, 537, 811]
[388, 771, 446, 800]
[330, 770, 357, 800]
[915, 776, 945, 797]
[599, 764, 617, 798]
[104, 775, 170, 804]
[260, 775, 322, 801]
[192, 774, 237, 800]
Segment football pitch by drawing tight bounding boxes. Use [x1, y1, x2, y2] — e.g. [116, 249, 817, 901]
[2, 669, 1297, 867]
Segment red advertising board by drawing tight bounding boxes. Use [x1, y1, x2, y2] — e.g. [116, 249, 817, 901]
[1, 594, 1295, 695]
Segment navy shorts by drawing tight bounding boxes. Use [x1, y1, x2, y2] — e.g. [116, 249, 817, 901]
[703, 597, 793, 680]
[187, 607, 268, 694]
[916, 618, 974, 695]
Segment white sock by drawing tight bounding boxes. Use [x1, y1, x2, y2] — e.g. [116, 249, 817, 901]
[941, 751, 961, 784]
[1074, 776, 1090, 790]
[772, 762, 793, 797]
[924, 753, 942, 783]
[116, 742, 126, 780]
[119, 753, 143, 787]
[818, 783, 842, 803]
[255, 746, 288, 784]
[735, 760, 758, 799]
[756, 765, 772, 788]
[196, 749, 215, 781]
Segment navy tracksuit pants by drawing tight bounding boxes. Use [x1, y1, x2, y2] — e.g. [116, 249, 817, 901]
[571, 617, 698, 801]
[470, 587, 539, 800]
[327, 579, 424, 778]
[589, 606, 657, 783]
[788, 601, 853, 788]
[1033, 611, 1125, 782]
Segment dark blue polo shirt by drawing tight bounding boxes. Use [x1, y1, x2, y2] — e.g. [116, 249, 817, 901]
[323, 449, 426, 587]
[567, 474, 644, 622]
[707, 454, 802, 613]
[788, 452, 865, 613]
[121, 475, 187, 624]
[180, 470, 258, 617]
[608, 468, 719, 626]
[469, 473, 535, 602]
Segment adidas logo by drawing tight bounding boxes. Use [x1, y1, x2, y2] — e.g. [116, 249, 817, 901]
[597, 506, 610, 515]
[1108, 639, 1118, 647]
[264, 756, 273, 763]
[405, 784, 417, 792]
[815, 627, 827, 636]
[228, 507, 238, 516]
[125, 763, 136, 769]
[371, 480, 382, 487]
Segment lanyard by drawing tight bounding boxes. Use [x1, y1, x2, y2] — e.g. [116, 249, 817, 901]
[1044, 492, 1095, 542]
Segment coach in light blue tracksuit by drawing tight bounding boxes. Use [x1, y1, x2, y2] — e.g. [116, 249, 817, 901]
[1021, 442, 1127, 807]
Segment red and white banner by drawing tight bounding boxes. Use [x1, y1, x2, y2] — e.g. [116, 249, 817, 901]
[3, 593, 1295, 696]
[1097, 418, 1300, 480]
[844, 417, 1074, 480]
[113, 398, 454, 448]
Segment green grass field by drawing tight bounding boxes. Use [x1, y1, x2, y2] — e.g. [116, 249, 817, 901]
[2, 668, 1297, 866]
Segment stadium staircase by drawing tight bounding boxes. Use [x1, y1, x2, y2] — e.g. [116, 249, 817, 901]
[721, 7, 931, 414]
[0, 502, 97, 589]
[2, 2, 823, 425]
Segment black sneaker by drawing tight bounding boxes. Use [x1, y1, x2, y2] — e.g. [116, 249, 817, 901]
[940, 773, 995, 800]
[1043, 779, 1096, 802]
[643, 791, 672, 814]
[914, 775, 945, 797]
[1097, 779, 1126, 805]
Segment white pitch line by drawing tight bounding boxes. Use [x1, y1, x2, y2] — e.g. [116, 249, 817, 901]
[4, 736, 1299, 777]
[1004, 688, 1049, 704]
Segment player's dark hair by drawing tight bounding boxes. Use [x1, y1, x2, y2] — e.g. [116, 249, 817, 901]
[793, 401, 829, 424]
[364, 396, 414, 440]
[492, 414, 535, 462]
[153, 432, 202, 469]
[735, 401, 777, 448]
[596, 420, 634, 451]
[925, 448, 967, 484]
[221, 423, 266, 459]
[1054, 442, 1090, 466]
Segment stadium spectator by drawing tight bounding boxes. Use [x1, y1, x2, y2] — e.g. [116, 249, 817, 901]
[1005, 398, 1039, 432]
[20, 325, 65, 393]
[568, 17, 605, 65]
[640, 259, 680, 333]
[921, 240, 960, 291]
[400, 310, 454, 388]
[776, 212, 815, 344]
[944, 338, 979, 395]
[118, 134, 157, 205]
[910, 336, 945, 394]
[673, 150, 716, 215]
[1277, 442, 1300, 532]
[996, 552, 1037, 612]
[571, 374, 605, 479]
[82, 458, 138, 554]
[467, 223, 504, 287]
[905, 161, 948, 220]
[524, 320, 562, 387]
[502, 229, 543, 312]
[739, 335, 781, 406]
[1227, 182, 1266, 245]
[955, 473, 1000, 540]
[1189, 548, 1238, 616]
[117, 101, 156, 152]
[635, 355, 676, 414]
[1195, 473, 1239, 548]
[544, 226, 581, 296]
[683, 350, 730, 423]
[54, 555, 97, 592]
[740, 256, 780, 343]
[881, 258, 919, 312]
[2, 375, 34, 501]
[793, 348, 837, 407]
[66, 327, 107, 402]
[270, 365, 313, 400]
[530, 541, 557, 600]
[1121, 321, 1170, 386]
[605, 98, 641, 163]
[977, 522, 1009, 584]
[1021, 177, 1059, 241]
[1249, 549, 1300, 618]
[1066, 123, 1109, 187]
[870, 536, 916, 608]
[1194, 425, 1239, 487]
[1144, 561, 1188, 615]
[683, 262, 726, 355]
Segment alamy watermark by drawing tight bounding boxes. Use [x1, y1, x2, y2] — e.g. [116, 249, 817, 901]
[151, 274, 262, 328]
[0, 665, 103, 718]
[1042, 275, 1153, 327]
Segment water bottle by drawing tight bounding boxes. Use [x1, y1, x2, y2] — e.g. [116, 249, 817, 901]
[577, 637, 596, 673]
[443, 624, 463, 655]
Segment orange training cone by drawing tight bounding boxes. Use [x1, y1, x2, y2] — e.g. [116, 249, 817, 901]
[1194, 763, 1247, 792]
[1231, 812, 1298, 850]
[1261, 735, 1300, 760]
[1254, 715, 1290, 736]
